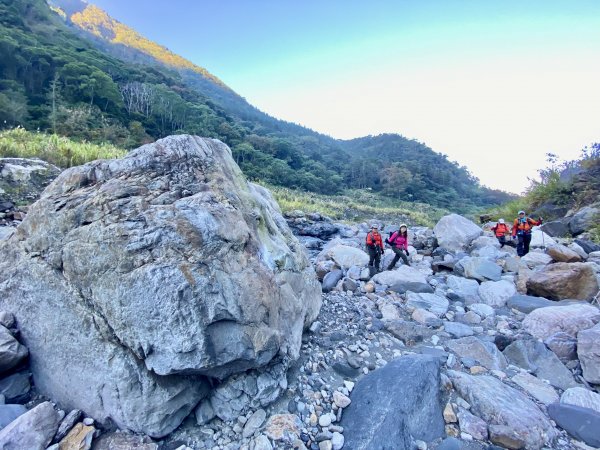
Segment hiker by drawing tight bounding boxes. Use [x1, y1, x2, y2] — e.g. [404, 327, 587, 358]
[491, 218, 514, 248]
[386, 223, 411, 270]
[512, 211, 542, 257]
[366, 224, 384, 274]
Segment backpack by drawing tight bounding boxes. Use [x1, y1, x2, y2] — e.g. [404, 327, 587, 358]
[385, 230, 400, 245]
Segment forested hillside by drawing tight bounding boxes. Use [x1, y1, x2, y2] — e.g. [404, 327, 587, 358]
[0, 0, 514, 211]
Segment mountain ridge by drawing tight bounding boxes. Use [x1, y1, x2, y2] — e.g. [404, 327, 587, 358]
[0, 0, 514, 210]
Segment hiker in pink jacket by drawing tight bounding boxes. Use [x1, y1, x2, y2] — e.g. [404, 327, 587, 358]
[386, 224, 411, 270]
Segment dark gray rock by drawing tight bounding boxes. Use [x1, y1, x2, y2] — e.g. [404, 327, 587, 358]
[0, 404, 27, 430]
[384, 320, 433, 345]
[575, 239, 600, 254]
[0, 201, 13, 212]
[341, 278, 358, 292]
[298, 236, 324, 250]
[0, 372, 30, 403]
[389, 281, 434, 294]
[506, 295, 554, 313]
[322, 270, 343, 293]
[0, 401, 61, 450]
[341, 355, 445, 450]
[568, 206, 599, 236]
[295, 222, 339, 239]
[540, 220, 570, 238]
[548, 403, 600, 448]
[461, 257, 502, 282]
[332, 362, 360, 378]
[503, 338, 577, 390]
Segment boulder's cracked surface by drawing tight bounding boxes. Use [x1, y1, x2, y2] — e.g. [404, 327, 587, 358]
[0, 135, 321, 437]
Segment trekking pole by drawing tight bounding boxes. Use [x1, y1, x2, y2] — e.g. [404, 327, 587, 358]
[541, 227, 545, 250]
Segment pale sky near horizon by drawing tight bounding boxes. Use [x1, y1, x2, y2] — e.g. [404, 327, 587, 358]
[92, 0, 600, 194]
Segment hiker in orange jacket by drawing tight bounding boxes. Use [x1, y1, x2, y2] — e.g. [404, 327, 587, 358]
[491, 219, 514, 248]
[366, 224, 384, 273]
[512, 211, 542, 256]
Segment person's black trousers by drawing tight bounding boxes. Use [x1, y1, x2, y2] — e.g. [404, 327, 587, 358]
[497, 236, 516, 248]
[517, 234, 532, 256]
[368, 246, 381, 271]
[388, 247, 409, 269]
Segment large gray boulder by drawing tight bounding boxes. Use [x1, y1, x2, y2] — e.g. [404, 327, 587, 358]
[526, 262, 599, 301]
[461, 257, 502, 282]
[322, 244, 369, 270]
[446, 336, 507, 370]
[341, 355, 444, 450]
[0, 135, 321, 437]
[503, 339, 577, 390]
[568, 205, 600, 236]
[477, 280, 516, 307]
[561, 387, 600, 414]
[446, 275, 481, 304]
[0, 402, 62, 450]
[529, 228, 557, 248]
[449, 371, 558, 450]
[433, 214, 482, 252]
[372, 265, 432, 293]
[522, 303, 600, 340]
[546, 244, 583, 263]
[540, 220, 570, 238]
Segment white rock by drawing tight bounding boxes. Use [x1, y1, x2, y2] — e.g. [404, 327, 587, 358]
[561, 387, 600, 414]
[468, 303, 495, 318]
[331, 432, 344, 450]
[520, 252, 553, 269]
[318, 414, 332, 427]
[523, 303, 600, 340]
[478, 280, 517, 307]
[434, 214, 482, 252]
[529, 228, 558, 248]
[327, 245, 370, 270]
[446, 275, 481, 303]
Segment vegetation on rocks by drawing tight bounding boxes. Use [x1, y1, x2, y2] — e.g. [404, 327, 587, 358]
[0, 127, 125, 167]
[487, 144, 600, 241]
[266, 184, 446, 226]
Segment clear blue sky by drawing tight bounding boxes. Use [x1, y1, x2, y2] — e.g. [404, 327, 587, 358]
[92, 0, 600, 192]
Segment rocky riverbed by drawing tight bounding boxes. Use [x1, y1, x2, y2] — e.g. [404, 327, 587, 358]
[0, 139, 600, 450]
